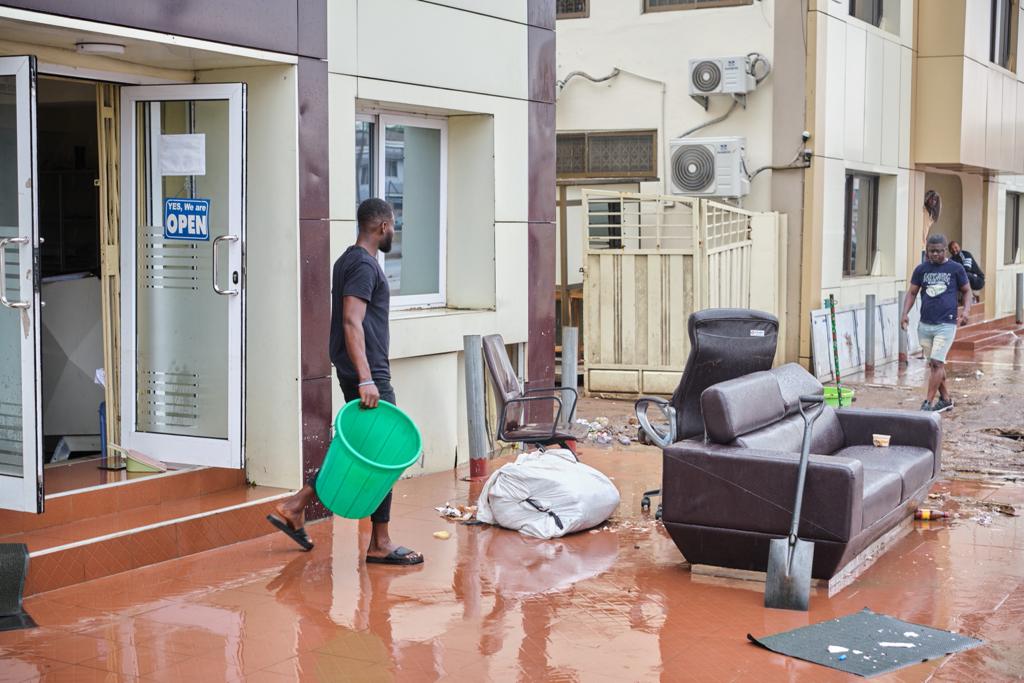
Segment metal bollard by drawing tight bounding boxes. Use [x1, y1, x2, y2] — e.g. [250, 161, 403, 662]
[463, 335, 490, 480]
[897, 290, 908, 365]
[864, 294, 876, 373]
[1017, 272, 1023, 325]
[561, 327, 579, 422]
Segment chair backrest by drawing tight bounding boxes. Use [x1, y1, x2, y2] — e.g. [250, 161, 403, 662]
[669, 308, 779, 440]
[481, 334, 522, 422]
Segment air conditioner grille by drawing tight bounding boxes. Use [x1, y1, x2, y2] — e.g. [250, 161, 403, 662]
[691, 60, 722, 93]
[671, 145, 715, 193]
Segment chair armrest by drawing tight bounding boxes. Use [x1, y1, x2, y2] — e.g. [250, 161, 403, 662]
[499, 395, 564, 442]
[634, 397, 677, 448]
[524, 385, 579, 421]
[836, 408, 941, 458]
[662, 441, 864, 542]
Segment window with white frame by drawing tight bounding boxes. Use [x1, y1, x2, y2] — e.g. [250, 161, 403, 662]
[843, 173, 879, 277]
[1006, 192, 1023, 265]
[991, 0, 1018, 70]
[355, 113, 447, 307]
[849, 0, 900, 34]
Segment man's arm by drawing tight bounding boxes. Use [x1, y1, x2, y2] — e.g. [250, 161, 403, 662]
[969, 252, 985, 278]
[342, 295, 379, 408]
[900, 284, 920, 330]
[958, 282, 972, 326]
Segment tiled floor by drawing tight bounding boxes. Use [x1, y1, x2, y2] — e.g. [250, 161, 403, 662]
[3, 447, 1022, 682]
[41, 458, 198, 497]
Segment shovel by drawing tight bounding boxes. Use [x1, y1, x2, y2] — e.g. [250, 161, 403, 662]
[764, 393, 826, 611]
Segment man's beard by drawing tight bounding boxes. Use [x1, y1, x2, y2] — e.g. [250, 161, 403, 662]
[380, 234, 393, 253]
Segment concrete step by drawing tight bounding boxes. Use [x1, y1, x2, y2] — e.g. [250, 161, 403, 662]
[951, 325, 1024, 352]
[0, 465, 290, 596]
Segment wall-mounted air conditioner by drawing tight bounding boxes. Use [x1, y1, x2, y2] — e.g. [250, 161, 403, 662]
[668, 136, 749, 199]
[689, 56, 757, 97]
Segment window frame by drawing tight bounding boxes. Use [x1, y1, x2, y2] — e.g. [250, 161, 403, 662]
[1007, 191, 1023, 265]
[990, 0, 1019, 71]
[849, 0, 883, 28]
[643, 0, 753, 13]
[556, 129, 658, 181]
[556, 0, 589, 19]
[843, 172, 880, 278]
[357, 110, 448, 310]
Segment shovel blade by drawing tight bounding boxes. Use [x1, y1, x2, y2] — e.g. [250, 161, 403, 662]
[764, 537, 814, 611]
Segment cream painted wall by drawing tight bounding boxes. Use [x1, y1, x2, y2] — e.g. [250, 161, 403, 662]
[326, 0, 532, 474]
[810, 3, 915, 317]
[555, 0, 776, 210]
[197, 65, 302, 489]
[915, 0, 1024, 173]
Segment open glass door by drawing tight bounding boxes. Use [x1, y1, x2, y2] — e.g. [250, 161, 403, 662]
[0, 56, 42, 513]
[120, 84, 245, 469]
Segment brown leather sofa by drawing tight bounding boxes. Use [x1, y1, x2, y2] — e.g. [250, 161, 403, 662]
[661, 363, 941, 579]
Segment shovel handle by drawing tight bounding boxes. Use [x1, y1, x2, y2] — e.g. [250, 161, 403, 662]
[789, 394, 825, 539]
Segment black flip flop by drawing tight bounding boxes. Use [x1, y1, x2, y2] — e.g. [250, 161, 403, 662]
[365, 546, 424, 565]
[266, 514, 314, 551]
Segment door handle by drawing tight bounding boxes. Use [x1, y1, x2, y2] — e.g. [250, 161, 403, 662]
[212, 235, 239, 296]
[0, 236, 30, 310]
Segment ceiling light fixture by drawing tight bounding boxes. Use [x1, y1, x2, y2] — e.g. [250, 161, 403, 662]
[75, 42, 126, 55]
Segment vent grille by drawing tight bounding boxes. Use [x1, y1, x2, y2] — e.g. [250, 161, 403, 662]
[671, 145, 715, 193]
[691, 60, 722, 92]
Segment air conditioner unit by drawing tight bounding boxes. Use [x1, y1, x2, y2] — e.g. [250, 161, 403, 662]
[689, 56, 756, 97]
[668, 136, 749, 198]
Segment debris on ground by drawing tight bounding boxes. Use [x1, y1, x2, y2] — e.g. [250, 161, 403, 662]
[983, 427, 1024, 442]
[433, 530, 451, 540]
[435, 502, 478, 522]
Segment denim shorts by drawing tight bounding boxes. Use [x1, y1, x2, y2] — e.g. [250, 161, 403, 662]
[918, 322, 958, 363]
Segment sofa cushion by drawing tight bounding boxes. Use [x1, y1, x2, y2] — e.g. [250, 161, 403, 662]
[772, 363, 825, 415]
[701, 370, 787, 444]
[862, 469, 902, 528]
[732, 406, 845, 455]
[834, 445, 935, 502]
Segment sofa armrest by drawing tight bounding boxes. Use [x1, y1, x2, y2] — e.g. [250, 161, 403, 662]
[662, 442, 863, 543]
[836, 408, 942, 474]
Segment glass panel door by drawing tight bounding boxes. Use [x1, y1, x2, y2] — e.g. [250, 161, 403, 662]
[120, 84, 245, 468]
[0, 56, 42, 513]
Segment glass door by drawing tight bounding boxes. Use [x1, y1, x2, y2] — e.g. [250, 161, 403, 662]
[120, 84, 245, 469]
[0, 56, 42, 513]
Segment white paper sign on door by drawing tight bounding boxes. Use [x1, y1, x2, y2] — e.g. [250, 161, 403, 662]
[159, 133, 206, 176]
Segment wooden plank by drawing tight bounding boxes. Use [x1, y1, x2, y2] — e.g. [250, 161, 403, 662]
[599, 254, 616, 366]
[668, 255, 686, 366]
[690, 518, 913, 598]
[635, 255, 648, 366]
[585, 253, 601, 367]
[620, 254, 636, 365]
[647, 255, 662, 367]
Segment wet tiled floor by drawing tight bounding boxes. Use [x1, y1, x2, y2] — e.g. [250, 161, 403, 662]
[3, 446, 1022, 682]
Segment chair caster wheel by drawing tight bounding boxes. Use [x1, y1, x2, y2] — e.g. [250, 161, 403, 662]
[641, 496, 651, 511]
[655, 505, 663, 521]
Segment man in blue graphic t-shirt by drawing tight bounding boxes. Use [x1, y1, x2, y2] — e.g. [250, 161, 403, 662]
[900, 234, 970, 412]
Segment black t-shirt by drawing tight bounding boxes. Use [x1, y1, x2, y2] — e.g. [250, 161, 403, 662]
[329, 245, 390, 382]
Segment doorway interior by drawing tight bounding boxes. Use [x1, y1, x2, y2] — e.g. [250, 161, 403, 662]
[37, 76, 105, 473]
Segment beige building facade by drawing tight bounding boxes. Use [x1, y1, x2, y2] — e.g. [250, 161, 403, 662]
[556, 0, 1024, 370]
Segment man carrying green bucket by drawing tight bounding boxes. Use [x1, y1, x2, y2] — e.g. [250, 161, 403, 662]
[267, 198, 423, 566]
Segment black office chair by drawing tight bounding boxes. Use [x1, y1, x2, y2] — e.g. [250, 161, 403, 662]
[634, 309, 780, 518]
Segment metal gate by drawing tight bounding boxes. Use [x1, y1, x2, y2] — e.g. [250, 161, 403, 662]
[581, 189, 776, 396]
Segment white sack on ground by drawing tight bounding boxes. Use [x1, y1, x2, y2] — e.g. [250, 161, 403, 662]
[476, 449, 620, 539]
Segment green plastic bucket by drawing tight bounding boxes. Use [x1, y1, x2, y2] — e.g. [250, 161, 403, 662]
[823, 386, 855, 408]
[315, 400, 422, 519]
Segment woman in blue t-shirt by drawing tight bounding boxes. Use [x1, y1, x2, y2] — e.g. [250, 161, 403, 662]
[900, 233, 971, 412]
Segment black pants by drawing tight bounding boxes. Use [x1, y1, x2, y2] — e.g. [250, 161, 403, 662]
[307, 378, 396, 524]
[967, 273, 984, 291]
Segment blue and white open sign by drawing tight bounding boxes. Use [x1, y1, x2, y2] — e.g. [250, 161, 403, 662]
[163, 198, 211, 241]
